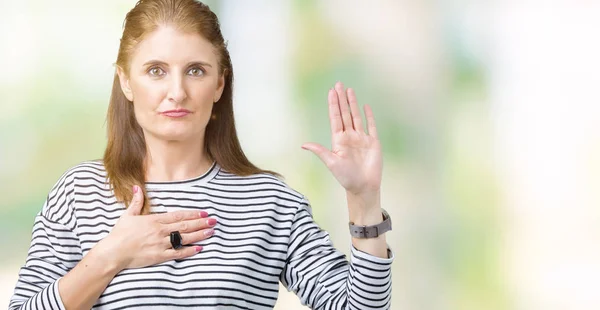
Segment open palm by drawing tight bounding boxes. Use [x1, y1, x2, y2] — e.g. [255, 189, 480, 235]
[302, 82, 382, 197]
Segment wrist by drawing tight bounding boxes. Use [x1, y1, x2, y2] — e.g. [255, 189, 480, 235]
[94, 238, 125, 275]
[346, 190, 380, 208]
[349, 207, 383, 226]
[349, 208, 391, 241]
[347, 191, 382, 225]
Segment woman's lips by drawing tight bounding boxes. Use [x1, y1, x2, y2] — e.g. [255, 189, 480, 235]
[160, 109, 191, 118]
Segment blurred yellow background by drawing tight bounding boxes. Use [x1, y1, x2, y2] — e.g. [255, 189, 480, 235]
[2, 0, 600, 309]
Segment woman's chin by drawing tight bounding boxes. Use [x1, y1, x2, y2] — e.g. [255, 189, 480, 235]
[153, 130, 202, 143]
[157, 134, 188, 143]
[141, 122, 205, 142]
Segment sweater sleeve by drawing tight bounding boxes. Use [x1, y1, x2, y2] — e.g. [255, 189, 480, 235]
[279, 197, 394, 309]
[8, 171, 82, 310]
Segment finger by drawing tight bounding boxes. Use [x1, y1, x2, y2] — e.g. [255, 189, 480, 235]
[364, 104, 379, 139]
[155, 209, 209, 224]
[328, 89, 343, 134]
[179, 228, 215, 245]
[163, 245, 203, 261]
[165, 217, 217, 234]
[347, 88, 364, 133]
[126, 185, 144, 216]
[301, 142, 335, 168]
[335, 81, 353, 131]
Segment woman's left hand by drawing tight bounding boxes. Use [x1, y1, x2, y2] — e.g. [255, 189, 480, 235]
[302, 82, 382, 204]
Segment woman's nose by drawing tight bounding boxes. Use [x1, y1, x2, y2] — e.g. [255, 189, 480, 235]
[167, 76, 188, 103]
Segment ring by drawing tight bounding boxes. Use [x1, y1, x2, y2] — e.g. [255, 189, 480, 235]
[170, 231, 183, 249]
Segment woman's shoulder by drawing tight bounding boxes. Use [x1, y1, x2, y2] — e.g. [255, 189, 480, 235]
[40, 160, 107, 221]
[53, 159, 107, 185]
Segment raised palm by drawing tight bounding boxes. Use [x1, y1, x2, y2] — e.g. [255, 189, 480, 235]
[302, 82, 382, 197]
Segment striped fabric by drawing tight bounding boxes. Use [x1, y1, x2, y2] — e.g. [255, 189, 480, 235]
[9, 161, 394, 309]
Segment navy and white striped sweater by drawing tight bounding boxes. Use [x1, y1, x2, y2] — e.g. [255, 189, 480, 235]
[9, 161, 394, 309]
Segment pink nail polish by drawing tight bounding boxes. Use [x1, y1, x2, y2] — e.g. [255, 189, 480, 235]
[133, 185, 138, 193]
[208, 218, 217, 226]
[200, 211, 208, 218]
[195, 246, 203, 252]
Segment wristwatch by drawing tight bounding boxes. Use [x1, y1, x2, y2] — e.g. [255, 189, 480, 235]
[349, 208, 392, 238]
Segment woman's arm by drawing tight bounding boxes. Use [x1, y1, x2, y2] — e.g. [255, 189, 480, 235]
[347, 192, 388, 259]
[9, 213, 81, 310]
[10, 215, 125, 310]
[8, 173, 122, 310]
[56, 239, 121, 310]
[301, 82, 388, 259]
[280, 198, 393, 310]
[294, 82, 392, 309]
[9, 169, 84, 310]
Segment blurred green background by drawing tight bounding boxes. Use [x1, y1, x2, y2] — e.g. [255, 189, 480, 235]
[2, 1, 600, 309]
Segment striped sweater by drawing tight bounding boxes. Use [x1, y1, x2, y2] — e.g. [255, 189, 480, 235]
[9, 161, 394, 309]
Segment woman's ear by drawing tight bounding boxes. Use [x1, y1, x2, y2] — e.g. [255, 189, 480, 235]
[116, 65, 134, 102]
[213, 71, 226, 103]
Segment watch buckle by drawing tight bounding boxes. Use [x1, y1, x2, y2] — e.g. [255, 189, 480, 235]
[358, 225, 378, 238]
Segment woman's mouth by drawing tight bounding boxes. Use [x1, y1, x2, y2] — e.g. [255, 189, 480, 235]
[160, 109, 191, 118]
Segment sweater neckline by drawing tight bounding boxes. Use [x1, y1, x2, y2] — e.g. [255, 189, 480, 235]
[145, 161, 219, 189]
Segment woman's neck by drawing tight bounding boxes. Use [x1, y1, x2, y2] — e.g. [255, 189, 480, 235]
[143, 136, 213, 182]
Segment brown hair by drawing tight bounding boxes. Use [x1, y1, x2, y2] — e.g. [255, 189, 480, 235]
[103, 0, 280, 215]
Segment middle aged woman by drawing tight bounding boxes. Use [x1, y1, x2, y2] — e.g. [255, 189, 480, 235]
[8, 1, 394, 309]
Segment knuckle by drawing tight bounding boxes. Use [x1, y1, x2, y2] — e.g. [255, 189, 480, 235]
[179, 222, 188, 232]
[173, 212, 183, 221]
[159, 225, 169, 236]
[186, 211, 196, 219]
[149, 213, 160, 223]
[159, 229, 167, 237]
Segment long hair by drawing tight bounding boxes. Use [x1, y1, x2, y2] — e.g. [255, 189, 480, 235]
[103, 0, 280, 215]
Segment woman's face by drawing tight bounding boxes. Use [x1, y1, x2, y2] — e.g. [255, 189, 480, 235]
[117, 26, 224, 143]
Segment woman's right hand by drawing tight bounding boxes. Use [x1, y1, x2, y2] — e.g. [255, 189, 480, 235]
[99, 185, 216, 271]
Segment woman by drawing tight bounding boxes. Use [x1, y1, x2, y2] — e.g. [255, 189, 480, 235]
[9, 0, 394, 309]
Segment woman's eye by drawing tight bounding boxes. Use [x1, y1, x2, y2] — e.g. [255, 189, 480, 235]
[188, 67, 204, 76]
[149, 67, 164, 76]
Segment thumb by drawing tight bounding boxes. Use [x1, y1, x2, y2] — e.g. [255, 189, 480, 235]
[301, 143, 334, 168]
[126, 185, 144, 216]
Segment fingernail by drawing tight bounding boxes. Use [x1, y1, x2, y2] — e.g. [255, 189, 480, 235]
[195, 246, 203, 252]
[204, 229, 214, 237]
[199, 211, 209, 218]
[133, 185, 138, 194]
[208, 218, 217, 226]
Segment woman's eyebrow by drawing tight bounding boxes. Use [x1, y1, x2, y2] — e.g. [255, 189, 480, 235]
[142, 60, 213, 68]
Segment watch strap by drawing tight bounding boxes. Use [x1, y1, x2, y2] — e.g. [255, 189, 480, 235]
[349, 209, 392, 238]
